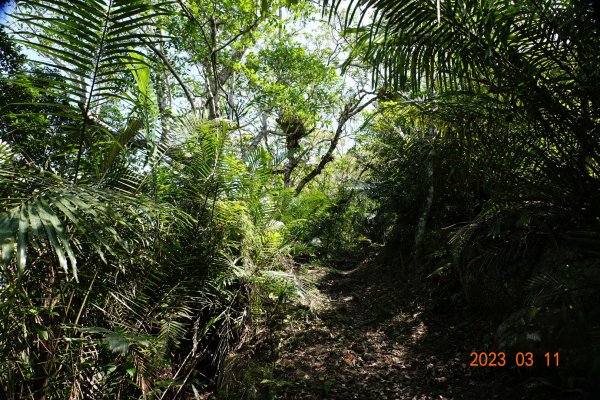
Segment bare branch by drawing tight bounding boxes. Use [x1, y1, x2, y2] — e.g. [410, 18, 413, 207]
[294, 95, 376, 195]
[142, 39, 197, 112]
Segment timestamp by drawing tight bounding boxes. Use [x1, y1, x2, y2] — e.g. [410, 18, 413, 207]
[469, 351, 560, 367]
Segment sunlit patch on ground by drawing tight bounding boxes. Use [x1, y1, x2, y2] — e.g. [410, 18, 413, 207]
[246, 252, 516, 399]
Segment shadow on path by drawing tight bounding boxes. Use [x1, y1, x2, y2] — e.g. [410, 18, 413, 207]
[268, 251, 515, 399]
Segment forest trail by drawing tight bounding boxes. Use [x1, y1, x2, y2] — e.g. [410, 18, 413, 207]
[245, 251, 516, 399]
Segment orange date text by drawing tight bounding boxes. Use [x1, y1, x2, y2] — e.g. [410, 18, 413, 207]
[469, 352, 559, 367]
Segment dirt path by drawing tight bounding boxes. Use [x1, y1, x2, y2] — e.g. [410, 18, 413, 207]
[259, 253, 515, 399]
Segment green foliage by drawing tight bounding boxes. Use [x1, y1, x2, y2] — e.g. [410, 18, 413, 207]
[334, 0, 600, 208]
[335, 0, 600, 394]
[274, 153, 374, 257]
[0, 141, 166, 277]
[9, 0, 171, 178]
[243, 39, 341, 123]
[0, 26, 24, 73]
[7, 0, 598, 397]
[1, 3, 331, 397]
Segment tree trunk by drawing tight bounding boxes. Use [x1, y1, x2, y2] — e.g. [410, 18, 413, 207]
[156, 34, 172, 144]
[412, 121, 437, 267]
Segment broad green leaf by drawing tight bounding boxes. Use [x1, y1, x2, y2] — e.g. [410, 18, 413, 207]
[39, 198, 78, 280]
[36, 200, 70, 275]
[103, 332, 129, 355]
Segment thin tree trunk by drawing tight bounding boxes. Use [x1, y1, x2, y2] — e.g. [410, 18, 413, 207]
[36, 266, 56, 400]
[412, 121, 437, 267]
[243, 112, 268, 159]
[206, 18, 220, 120]
[156, 33, 172, 144]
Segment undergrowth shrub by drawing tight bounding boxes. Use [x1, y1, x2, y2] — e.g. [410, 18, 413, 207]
[359, 95, 600, 395]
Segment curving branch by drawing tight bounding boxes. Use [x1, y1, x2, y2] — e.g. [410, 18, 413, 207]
[294, 94, 376, 195]
[142, 39, 197, 112]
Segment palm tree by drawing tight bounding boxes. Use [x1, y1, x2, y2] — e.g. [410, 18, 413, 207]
[331, 1, 600, 351]
[1, 3, 305, 395]
[0, 1, 185, 398]
[328, 0, 599, 204]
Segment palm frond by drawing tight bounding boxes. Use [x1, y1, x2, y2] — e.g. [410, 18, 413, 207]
[331, 0, 598, 97]
[10, 0, 173, 177]
[0, 143, 176, 280]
